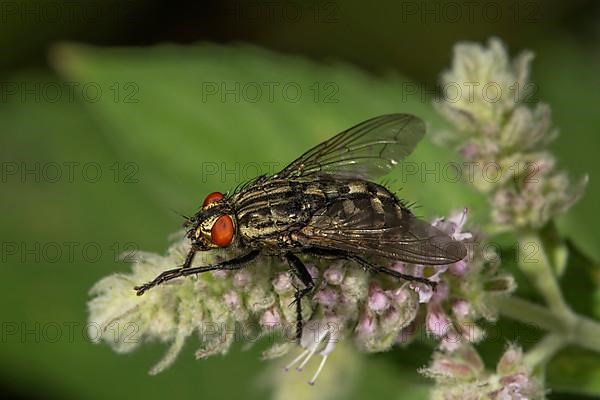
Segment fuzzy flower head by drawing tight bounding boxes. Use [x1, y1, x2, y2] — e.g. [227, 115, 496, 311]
[421, 343, 544, 400]
[434, 38, 587, 230]
[435, 37, 533, 135]
[88, 210, 509, 383]
[394, 209, 515, 351]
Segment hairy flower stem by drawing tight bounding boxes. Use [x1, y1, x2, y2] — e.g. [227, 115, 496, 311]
[496, 296, 600, 354]
[517, 232, 575, 323]
[522, 333, 564, 369]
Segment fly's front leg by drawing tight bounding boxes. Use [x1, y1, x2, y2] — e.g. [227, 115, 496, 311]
[182, 248, 196, 268]
[134, 250, 261, 296]
[285, 253, 315, 342]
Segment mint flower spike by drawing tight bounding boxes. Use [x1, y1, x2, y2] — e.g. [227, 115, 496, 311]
[88, 206, 511, 388]
[421, 343, 543, 400]
[434, 37, 533, 135]
[434, 37, 587, 230]
[428, 37, 600, 399]
[401, 208, 514, 345]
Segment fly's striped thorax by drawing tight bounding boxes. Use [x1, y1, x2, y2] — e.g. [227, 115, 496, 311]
[233, 179, 323, 242]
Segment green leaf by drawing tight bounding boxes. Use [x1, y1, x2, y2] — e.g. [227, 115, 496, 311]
[0, 71, 190, 400]
[559, 241, 599, 318]
[547, 347, 600, 397]
[1, 44, 487, 400]
[51, 42, 484, 218]
[534, 37, 600, 262]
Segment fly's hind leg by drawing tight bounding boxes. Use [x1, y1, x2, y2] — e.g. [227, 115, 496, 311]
[301, 247, 437, 290]
[349, 255, 437, 290]
[285, 253, 315, 342]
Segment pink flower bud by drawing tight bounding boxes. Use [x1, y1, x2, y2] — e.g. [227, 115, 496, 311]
[452, 299, 471, 319]
[496, 344, 523, 376]
[223, 290, 241, 309]
[429, 358, 474, 380]
[272, 272, 292, 293]
[449, 259, 469, 276]
[368, 284, 390, 313]
[233, 270, 251, 288]
[306, 263, 320, 280]
[459, 322, 485, 343]
[260, 307, 281, 329]
[356, 311, 376, 337]
[440, 329, 462, 352]
[324, 263, 345, 285]
[388, 287, 410, 305]
[314, 287, 339, 308]
[496, 372, 539, 399]
[460, 143, 479, 159]
[411, 282, 434, 303]
[426, 303, 451, 338]
[423, 344, 484, 381]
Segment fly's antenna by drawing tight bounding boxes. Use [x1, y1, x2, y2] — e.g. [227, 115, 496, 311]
[169, 208, 196, 229]
[169, 208, 190, 221]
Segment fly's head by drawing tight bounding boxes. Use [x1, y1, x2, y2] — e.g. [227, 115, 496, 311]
[184, 192, 237, 251]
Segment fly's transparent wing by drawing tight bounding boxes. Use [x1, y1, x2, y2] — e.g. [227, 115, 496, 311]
[297, 196, 466, 265]
[274, 114, 425, 180]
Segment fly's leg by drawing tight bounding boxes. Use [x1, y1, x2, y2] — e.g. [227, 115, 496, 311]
[302, 247, 437, 289]
[182, 247, 196, 268]
[285, 253, 315, 342]
[134, 250, 261, 296]
[349, 255, 437, 290]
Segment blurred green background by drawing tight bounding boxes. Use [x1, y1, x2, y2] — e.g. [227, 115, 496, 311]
[1, 0, 599, 399]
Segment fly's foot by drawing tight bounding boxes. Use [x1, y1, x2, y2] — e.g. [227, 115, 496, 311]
[407, 275, 437, 291]
[133, 283, 152, 296]
[421, 277, 437, 290]
[429, 279, 438, 290]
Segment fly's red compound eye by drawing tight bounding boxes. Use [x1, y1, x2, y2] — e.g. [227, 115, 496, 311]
[211, 215, 234, 247]
[203, 191, 224, 207]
